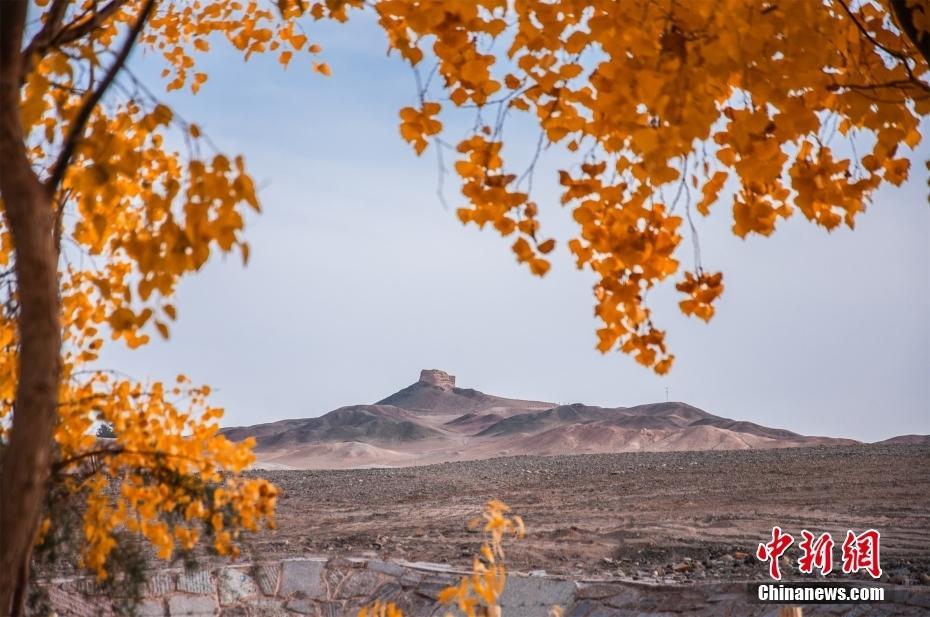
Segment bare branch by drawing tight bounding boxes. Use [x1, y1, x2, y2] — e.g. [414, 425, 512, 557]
[45, 0, 157, 195]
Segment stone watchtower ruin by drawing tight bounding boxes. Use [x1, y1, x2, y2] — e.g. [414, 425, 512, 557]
[418, 369, 456, 391]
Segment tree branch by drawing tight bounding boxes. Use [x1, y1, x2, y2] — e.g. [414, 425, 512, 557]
[890, 0, 930, 68]
[53, 189, 69, 255]
[18, 0, 70, 76]
[52, 444, 206, 473]
[45, 0, 157, 195]
[52, 0, 132, 47]
[834, 0, 930, 97]
[51, 444, 124, 471]
[827, 78, 930, 95]
[20, 0, 134, 81]
[837, 0, 913, 66]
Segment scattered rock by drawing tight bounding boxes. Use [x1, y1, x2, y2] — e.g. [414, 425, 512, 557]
[336, 570, 381, 599]
[167, 594, 216, 616]
[279, 559, 327, 600]
[218, 568, 258, 606]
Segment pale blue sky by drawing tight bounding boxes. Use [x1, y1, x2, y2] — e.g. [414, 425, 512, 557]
[99, 13, 930, 442]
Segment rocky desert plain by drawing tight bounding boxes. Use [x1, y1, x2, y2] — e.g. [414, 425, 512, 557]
[33, 370, 930, 615]
[214, 371, 930, 608]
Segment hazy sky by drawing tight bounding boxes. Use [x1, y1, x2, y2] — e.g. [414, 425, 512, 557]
[100, 14, 930, 442]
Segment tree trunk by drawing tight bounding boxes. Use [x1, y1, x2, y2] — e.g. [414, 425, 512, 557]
[0, 0, 63, 613]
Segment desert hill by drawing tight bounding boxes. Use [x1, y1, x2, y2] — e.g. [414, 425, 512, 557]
[876, 434, 930, 445]
[222, 405, 443, 448]
[375, 368, 554, 415]
[222, 369, 860, 469]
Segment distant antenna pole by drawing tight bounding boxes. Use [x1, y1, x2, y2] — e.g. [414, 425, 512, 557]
[665, 386, 669, 402]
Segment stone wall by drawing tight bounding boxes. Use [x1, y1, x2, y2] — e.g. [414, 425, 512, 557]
[418, 370, 455, 390]
[34, 556, 930, 617]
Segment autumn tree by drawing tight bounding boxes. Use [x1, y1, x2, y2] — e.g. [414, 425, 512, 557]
[1, 0, 928, 612]
[0, 0, 297, 611]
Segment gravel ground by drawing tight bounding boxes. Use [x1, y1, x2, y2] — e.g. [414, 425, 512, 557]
[246, 443, 930, 586]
